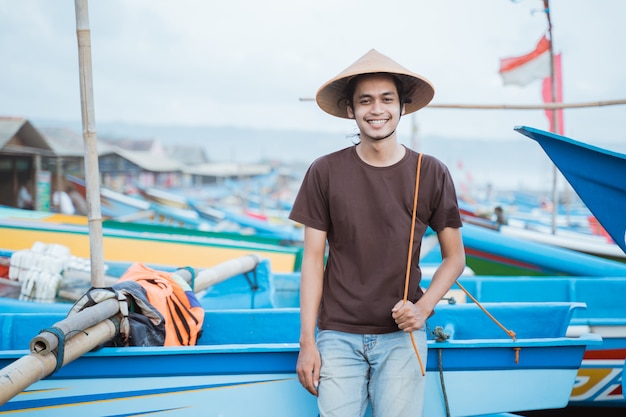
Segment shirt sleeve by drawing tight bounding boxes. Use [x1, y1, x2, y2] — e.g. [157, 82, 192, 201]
[427, 158, 463, 232]
[288, 158, 330, 232]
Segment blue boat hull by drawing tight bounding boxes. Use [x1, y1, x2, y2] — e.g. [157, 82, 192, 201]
[426, 275, 626, 408]
[0, 304, 596, 416]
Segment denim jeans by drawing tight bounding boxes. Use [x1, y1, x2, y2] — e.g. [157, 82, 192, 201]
[316, 328, 427, 417]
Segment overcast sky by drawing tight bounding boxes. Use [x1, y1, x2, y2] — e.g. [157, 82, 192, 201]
[1, 0, 625, 147]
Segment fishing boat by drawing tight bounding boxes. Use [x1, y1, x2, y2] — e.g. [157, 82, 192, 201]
[434, 126, 626, 409]
[0, 249, 608, 415]
[6, 202, 626, 278]
[0, 300, 598, 416]
[0, 244, 602, 414]
[498, 224, 625, 262]
[426, 274, 626, 408]
[0, 210, 303, 273]
[0, 245, 475, 313]
[459, 195, 626, 263]
[515, 125, 626, 255]
[423, 222, 626, 277]
[67, 176, 302, 238]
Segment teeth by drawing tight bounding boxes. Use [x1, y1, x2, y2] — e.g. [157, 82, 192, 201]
[369, 119, 387, 125]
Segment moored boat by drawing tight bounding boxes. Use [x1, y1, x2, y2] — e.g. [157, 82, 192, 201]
[0, 302, 598, 416]
[0, 213, 303, 273]
[515, 125, 626, 255]
[426, 274, 626, 408]
[424, 222, 626, 277]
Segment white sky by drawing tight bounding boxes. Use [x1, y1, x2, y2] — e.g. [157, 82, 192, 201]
[1, 0, 625, 146]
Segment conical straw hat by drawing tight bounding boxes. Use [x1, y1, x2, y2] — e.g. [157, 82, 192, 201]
[315, 49, 435, 119]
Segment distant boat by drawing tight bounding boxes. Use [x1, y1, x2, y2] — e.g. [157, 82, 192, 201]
[515, 125, 626, 255]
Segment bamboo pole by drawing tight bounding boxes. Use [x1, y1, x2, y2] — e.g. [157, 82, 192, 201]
[182, 254, 261, 293]
[30, 298, 120, 353]
[75, 0, 105, 288]
[0, 318, 119, 406]
[426, 98, 626, 110]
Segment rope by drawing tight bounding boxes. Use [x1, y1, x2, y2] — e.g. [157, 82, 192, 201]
[454, 280, 520, 363]
[403, 152, 426, 376]
[40, 327, 66, 373]
[243, 269, 259, 309]
[438, 348, 450, 417]
[181, 266, 196, 291]
[453, 281, 517, 342]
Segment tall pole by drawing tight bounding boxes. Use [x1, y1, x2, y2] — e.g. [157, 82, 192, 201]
[543, 0, 559, 235]
[74, 0, 105, 287]
[411, 113, 419, 151]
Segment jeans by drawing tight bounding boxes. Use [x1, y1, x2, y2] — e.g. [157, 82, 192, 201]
[316, 328, 427, 417]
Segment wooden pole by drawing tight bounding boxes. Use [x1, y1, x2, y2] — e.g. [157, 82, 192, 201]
[0, 318, 119, 406]
[190, 254, 260, 292]
[74, 0, 105, 287]
[544, 0, 559, 235]
[425, 98, 626, 110]
[30, 298, 120, 353]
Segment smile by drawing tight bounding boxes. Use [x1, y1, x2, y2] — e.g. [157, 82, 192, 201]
[367, 119, 388, 125]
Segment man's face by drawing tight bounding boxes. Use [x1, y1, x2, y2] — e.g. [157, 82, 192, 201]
[346, 74, 405, 142]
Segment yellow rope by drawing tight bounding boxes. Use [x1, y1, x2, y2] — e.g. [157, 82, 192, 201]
[454, 280, 517, 341]
[454, 280, 520, 363]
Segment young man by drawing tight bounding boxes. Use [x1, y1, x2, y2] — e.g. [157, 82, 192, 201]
[289, 49, 466, 417]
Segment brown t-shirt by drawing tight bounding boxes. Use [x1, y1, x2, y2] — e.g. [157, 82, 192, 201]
[289, 146, 462, 334]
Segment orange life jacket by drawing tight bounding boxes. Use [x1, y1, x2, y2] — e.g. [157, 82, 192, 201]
[119, 263, 204, 346]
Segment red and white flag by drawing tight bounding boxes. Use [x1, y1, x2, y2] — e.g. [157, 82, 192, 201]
[499, 35, 551, 86]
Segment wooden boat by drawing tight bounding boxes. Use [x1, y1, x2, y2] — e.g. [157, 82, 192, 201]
[427, 274, 626, 408]
[423, 222, 626, 277]
[68, 176, 302, 238]
[5, 202, 626, 278]
[515, 125, 626, 255]
[0, 300, 598, 416]
[0, 246, 601, 414]
[66, 175, 152, 219]
[498, 224, 625, 262]
[0, 212, 303, 273]
[0, 247, 474, 313]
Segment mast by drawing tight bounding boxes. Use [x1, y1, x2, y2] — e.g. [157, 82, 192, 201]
[74, 0, 105, 287]
[544, 0, 559, 235]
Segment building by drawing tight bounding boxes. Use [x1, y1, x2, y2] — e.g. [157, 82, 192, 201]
[0, 117, 274, 212]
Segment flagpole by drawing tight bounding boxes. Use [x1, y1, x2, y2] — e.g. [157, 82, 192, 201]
[543, 0, 559, 235]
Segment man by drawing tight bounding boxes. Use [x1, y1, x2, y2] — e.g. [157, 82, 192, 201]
[17, 182, 34, 210]
[289, 49, 466, 417]
[52, 186, 76, 215]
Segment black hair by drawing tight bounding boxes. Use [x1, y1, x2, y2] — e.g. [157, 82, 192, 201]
[339, 73, 408, 113]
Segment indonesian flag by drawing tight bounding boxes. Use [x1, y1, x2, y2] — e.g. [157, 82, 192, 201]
[499, 35, 551, 86]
